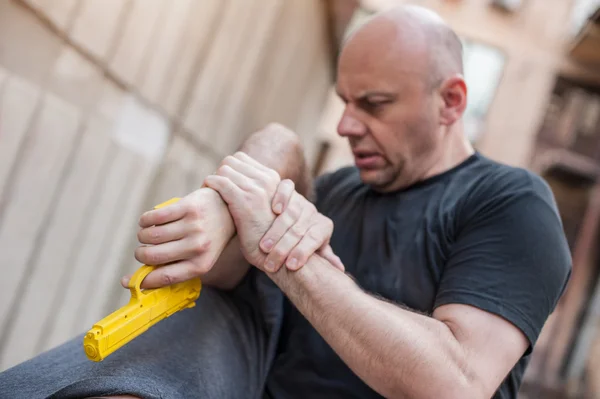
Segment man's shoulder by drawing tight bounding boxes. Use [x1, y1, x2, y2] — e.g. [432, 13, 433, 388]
[465, 155, 554, 203]
[455, 154, 559, 222]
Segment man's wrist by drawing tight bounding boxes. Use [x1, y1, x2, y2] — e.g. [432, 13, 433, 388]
[202, 187, 236, 243]
[267, 254, 352, 299]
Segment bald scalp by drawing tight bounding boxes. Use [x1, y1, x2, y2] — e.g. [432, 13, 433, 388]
[343, 5, 463, 90]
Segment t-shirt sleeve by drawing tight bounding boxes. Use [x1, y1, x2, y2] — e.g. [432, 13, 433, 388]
[434, 175, 572, 353]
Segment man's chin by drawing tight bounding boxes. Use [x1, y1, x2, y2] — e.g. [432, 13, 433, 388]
[358, 168, 387, 188]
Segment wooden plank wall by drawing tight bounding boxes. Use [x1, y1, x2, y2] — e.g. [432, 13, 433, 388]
[0, 0, 333, 371]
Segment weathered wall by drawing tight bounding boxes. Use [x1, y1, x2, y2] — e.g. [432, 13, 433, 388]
[0, 0, 333, 370]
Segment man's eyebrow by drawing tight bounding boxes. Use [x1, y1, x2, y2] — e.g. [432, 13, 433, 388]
[357, 91, 396, 99]
[335, 90, 397, 101]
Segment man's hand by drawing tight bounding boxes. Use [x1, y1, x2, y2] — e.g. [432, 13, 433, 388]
[262, 179, 344, 272]
[204, 152, 279, 268]
[204, 152, 342, 273]
[125, 188, 235, 289]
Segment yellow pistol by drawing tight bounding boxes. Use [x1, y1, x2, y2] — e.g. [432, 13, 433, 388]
[83, 198, 202, 362]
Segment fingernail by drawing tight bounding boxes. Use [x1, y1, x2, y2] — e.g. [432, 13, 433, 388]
[287, 258, 298, 269]
[262, 239, 274, 251]
[273, 203, 283, 214]
[265, 260, 275, 272]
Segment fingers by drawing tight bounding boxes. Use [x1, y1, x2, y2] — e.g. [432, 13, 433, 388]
[219, 154, 263, 181]
[260, 192, 304, 253]
[263, 201, 315, 272]
[137, 221, 187, 245]
[122, 260, 206, 289]
[134, 237, 209, 266]
[233, 151, 271, 172]
[285, 222, 331, 271]
[272, 179, 295, 214]
[139, 201, 186, 228]
[204, 175, 244, 205]
[215, 165, 253, 191]
[318, 245, 345, 272]
[231, 151, 281, 188]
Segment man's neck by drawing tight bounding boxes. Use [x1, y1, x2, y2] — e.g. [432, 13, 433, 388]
[421, 123, 474, 181]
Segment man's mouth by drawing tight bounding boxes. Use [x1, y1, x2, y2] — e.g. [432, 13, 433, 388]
[353, 151, 384, 169]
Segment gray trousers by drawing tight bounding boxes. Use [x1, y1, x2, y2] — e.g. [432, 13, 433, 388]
[0, 270, 284, 399]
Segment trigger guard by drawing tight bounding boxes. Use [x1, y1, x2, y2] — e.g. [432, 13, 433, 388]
[128, 265, 156, 299]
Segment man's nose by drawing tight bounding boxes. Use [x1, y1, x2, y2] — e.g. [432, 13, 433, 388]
[337, 110, 366, 137]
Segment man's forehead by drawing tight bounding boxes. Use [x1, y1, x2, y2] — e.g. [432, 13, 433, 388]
[335, 60, 429, 98]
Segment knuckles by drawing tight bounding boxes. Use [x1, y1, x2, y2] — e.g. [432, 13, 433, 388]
[184, 202, 205, 220]
[280, 211, 298, 228]
[321, 216, 334, 232]
[158, 272, 177, 287]
[138, 249, 164, 266]
[189, 222, 204, 235]
[271, 248, 287, 263]
[306, 228, 322, 241]
[216, 164, 232, 176]
[193, 262, 212, 275]
[191, 238, 211, 256]
[285, 203, 302, 221]
[290, 223, 305, 238]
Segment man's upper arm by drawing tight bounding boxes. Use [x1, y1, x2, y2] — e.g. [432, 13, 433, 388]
[433, 303, 529, 397]
[434, 174, 571, 389]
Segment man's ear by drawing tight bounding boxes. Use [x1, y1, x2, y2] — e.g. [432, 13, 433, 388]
[439, 75, 467, 126]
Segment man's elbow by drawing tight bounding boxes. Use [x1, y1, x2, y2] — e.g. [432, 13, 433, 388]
[385, 369, 488, 399]
[441, 370, 489, 399]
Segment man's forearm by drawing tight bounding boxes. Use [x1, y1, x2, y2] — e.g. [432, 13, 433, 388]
[268, 256, 483, 399]
[202, 124, 312, 289]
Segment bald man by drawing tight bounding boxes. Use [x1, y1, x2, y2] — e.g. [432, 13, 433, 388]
[0, 5, 570, 399]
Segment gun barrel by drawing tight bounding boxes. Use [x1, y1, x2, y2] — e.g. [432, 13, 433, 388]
[83, 266, 201, 361]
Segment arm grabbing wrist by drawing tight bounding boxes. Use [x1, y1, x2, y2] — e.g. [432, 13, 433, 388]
[131, 124, 313, 290]
[202, 124, 314, 288]
[205, 152, 341, 273]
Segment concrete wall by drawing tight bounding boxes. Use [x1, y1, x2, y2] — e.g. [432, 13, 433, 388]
[0, 0, 333, 370]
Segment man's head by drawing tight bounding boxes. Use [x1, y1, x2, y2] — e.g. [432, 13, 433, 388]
[336, 5, 472, 192]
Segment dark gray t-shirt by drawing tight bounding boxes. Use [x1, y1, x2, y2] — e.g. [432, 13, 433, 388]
[266, 152, 571, 398]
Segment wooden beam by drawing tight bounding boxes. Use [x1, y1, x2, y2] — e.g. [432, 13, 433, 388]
[542, 184, 600, 387]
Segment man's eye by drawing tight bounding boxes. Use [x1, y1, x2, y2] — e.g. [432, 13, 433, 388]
[361, 99, 389, 110]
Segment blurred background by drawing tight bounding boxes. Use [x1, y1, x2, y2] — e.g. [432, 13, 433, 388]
[0, 0, 598, 397]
